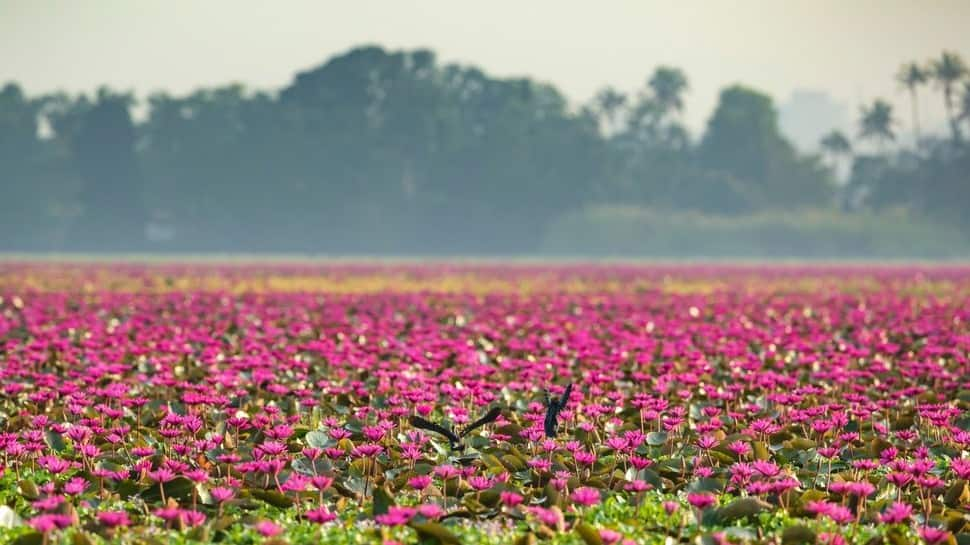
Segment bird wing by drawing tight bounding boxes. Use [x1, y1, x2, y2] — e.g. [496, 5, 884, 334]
[460, 406, 501, 438]
[558, 383, 573, 409]
[409, 415, 461, 444]
[544, 408, 559, 438]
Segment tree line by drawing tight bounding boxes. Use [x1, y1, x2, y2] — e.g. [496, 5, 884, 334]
[2, 46, 969, 255]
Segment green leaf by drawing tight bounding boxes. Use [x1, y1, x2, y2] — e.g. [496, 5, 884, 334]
[305, 430, 331, 449]
[139, 477, 195, 503]
[71, 531, 97, 545]
[373, 486, 394, 517]
[10, 532, 43, 545]
[409, 521, 461, 545]
[714, 497, 772, 523]
[781, 525, 817, 545]
[249, 489, 294, 508]
[18, 480, 39, 500]
[574, 522, 605, 545]
[646, 431, 668, 446]
[687, 478, 724, 493]
[44, 431, 66, 453]
[752, 441, 770, 461]
[885, 527, 911, 545]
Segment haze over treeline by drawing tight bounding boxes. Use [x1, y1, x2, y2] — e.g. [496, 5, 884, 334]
[2, 45, 970, 257]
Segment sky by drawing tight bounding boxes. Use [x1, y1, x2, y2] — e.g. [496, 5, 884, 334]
[2, 0, 969, 145]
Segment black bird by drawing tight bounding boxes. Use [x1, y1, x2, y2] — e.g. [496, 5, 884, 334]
[409, 406, 502, 451]
[544, 383, 573, 438]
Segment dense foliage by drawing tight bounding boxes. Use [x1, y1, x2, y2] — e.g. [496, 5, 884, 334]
[2, 46, 969, 255]
[0, 264, 968, 544]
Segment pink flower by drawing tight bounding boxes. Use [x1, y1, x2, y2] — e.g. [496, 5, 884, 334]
[624, 480, 651, 492]
[62, 477, 88, 496]
[28, 514, 72, 532]
[500, 491, 524, 507]
[211, 487, 235, 503]
[468, 476, 493, 491]
[311, 475, 334, 491]
[919, 527, 951, 545]
[255, 520, 282, 537]
[408, 475, 432, 490]
[305, 506, 338, 524]
[600, 529, 624, 544]
[529, 506, 563, 527]
[570, 486, 601, 507]
[375, 506, 416, 526]
[879, 502, 913, 524]
[687, 492, 716, 510]
[97, 511, 131, 528]
[416, 503, 444, 519]
[181, 510, 206, 527]
[32, 496, 65, 511]
[575, 450, 597, 467]
[728, 441, 751, 458]
[148, 468, 175, 483]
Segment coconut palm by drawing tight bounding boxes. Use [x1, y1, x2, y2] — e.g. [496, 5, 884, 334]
[895, 62, 928, 146]
[929, 51, 968, 142]
[647, 66, 689, 117]
[592, 87, 628, 135]
[959, 82, 970, 131]
[819, 129, 852, 178]
[858, 99, 896, 153]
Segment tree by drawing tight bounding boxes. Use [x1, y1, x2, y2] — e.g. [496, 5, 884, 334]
[895, 62, 928, 146]
[959, 82, 970, 132]
[929, 50, 968, 142]
[647, 66, 688, 117]
[698, 85, 831, 208]
[591, 87, 627, 136]
[69, 88, 146, 251]
[858, 99, 896, 153]
[819, 130, 852, 181]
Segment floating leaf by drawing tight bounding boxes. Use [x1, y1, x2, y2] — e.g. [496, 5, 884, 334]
[513, 533, 538, 545]
[409, 521, 461, 545]
[140, 477, 194, 503]
[249, 489, 294, 508]
[714, 497, 772, 523]
[373, 486, 394, 517]
[9, 532, 43, 545]
[575, 522, 605, 545]
[44, 431, 66, 453]
[943, 480, 970, 508]
[782, 525, 817, 545]
[304, 430, 330, 449]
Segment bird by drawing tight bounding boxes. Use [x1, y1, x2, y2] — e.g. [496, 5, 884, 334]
[543, 383, 572, 438]
[409, 406, 502, 452]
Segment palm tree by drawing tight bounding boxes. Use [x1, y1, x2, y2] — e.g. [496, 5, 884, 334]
[592, 87, 628, 135]
[959, 82, 970, 132]
[819, 129, 852, 178]
[647, 66, 688, 117]
[895, 62, 928, 146]
[858, 99, 896, 153]
[929, 50, 968, 142]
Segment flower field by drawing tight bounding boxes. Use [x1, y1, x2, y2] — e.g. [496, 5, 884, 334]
[0, 263, 968, 545]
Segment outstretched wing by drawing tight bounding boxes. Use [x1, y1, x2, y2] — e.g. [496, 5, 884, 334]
[543, 406, 559, 438]
[558, 383, 573, 409]
[460, 406, 502, 438]
[409, 415, 461, 444]
[543, 383, 572, 438]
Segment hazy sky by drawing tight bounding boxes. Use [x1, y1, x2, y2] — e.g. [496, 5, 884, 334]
[2, 0, 969, 139]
